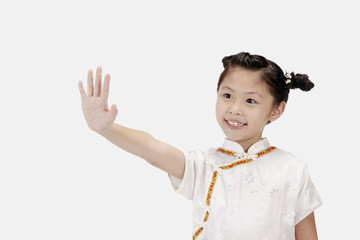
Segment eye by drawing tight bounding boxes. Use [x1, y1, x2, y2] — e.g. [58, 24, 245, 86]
[246, 98, 256, 104]
[223, 93, 232, 99]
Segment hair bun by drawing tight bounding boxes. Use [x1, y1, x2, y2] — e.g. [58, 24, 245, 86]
[289, 72, 314, 91]
[222, 56, 233, 68]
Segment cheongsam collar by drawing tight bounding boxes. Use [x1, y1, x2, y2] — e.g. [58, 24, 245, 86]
[221, 138, 271, 155]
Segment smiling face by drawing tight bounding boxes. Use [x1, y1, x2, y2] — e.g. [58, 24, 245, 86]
[216, 67, 285, 151]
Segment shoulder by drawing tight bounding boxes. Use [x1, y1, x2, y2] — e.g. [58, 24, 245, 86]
[184, 145, 223, 158]
[183, 148, 209, 160]
[183, 146, 229, 167]
[269, 148, 317, 196]
[181, 147, 215, 167]
[270, 147, 309, 173]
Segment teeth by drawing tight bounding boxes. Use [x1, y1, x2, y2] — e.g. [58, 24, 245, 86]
[227, 120, 244, 126]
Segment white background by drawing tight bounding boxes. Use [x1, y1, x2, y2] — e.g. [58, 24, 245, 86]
[0, 0, 359, 239]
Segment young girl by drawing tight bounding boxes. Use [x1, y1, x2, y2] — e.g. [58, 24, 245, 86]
[78, 52, 322, 240]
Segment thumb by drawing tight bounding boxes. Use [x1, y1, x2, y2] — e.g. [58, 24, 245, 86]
[110, 104, 118, 117]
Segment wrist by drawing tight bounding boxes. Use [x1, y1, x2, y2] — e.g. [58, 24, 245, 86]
[95, 123, 116, 137]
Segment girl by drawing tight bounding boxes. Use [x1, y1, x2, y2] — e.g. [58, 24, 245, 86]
[78, 52, 322, 240]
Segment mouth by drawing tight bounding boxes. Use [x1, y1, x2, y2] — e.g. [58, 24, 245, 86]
[225, 119, 247, 128]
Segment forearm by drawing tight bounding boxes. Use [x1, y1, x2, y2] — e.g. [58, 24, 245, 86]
[97, 123, 185, 178]
[98, 123, 159, 162]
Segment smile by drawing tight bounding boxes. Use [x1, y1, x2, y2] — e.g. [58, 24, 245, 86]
[225, 120, 247, 127]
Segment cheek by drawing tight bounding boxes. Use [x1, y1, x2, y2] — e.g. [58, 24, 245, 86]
[247, 108, 271, 125]
[215, 103, 221, 118]
[215, 100, 225, 119]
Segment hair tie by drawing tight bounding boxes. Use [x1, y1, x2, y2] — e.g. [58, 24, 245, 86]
[284, 70, 292, 84]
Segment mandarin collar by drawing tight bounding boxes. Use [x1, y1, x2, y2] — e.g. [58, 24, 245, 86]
[221, 138, 271, 154]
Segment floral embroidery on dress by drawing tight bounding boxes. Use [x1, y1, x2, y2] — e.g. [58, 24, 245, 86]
[270, 188, 280, 198]
[245, 171, 256, 184]
[215, 232, 224, 240]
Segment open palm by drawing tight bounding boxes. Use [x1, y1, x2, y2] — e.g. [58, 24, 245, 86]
[78, 67, 118, 133]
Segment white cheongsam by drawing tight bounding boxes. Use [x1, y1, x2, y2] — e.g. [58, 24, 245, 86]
[169, 138, 322, 240]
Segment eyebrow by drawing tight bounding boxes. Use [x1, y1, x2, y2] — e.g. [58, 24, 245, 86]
[220, 86, 235, 92]
[220, 86, 264, 98]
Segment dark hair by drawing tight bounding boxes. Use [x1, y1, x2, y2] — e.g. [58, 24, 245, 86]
[217, 52, 314, 105]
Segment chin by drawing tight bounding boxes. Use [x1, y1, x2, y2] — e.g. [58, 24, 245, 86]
[224, 134, 246, 143]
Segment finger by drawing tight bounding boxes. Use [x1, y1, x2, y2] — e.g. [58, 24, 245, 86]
[87, 69, 94, 96]
[94, 66, 102, 97]
[100, 73, 111, 103]
[78, 81, 87, 102]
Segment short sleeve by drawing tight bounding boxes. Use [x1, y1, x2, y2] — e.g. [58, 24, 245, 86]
[168, 149, 206, 200]
[295, 164, 322, 224]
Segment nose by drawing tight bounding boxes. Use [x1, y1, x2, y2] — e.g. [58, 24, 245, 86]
[229, 101, 243, 115]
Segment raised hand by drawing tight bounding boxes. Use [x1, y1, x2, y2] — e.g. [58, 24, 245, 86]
[78, 67, 118, 134]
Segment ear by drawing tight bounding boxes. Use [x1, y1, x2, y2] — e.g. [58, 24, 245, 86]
[269, 101, 286, 122]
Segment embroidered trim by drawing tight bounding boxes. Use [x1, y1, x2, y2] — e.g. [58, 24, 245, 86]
[256, 146, 276, 157]
[193, 227, 204, 240]
[192, 146, 276, 239]
[206, 171, 218, 206]
[220, 158, 253, 170]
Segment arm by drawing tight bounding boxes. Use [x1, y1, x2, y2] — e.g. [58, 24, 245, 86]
[295, 212, 319, 240]
[78, 67, 185, 179]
